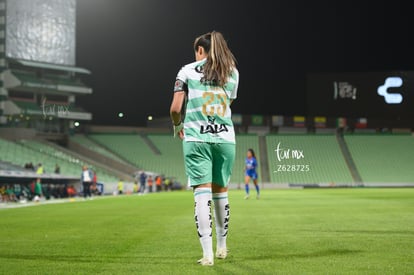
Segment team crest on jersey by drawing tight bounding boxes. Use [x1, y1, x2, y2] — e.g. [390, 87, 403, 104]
[207, 115, 216, 124]
[200, 116, 229, 134]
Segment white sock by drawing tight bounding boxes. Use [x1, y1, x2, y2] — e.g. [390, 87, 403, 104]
[213, 192, 230, 250]
[194, 187, 213, 259]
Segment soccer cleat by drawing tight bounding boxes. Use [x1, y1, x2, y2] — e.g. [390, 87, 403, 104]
[256, 194, 260, 200]
[244, 195, 249, 200]
[197, 257, 214, 266]
[216, 248, 228, 259]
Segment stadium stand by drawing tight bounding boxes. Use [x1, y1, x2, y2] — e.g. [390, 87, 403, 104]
[89, 133, 261, 186]
[1, 138, 57, 172]
[19, 139, 120, 183]
[145, 134, 186, 184]
[12, 99, 42, 115]
[75, 133, 414, 186]
[3, 130, 414, 190]
[88, 133, 186, 184]
[0, 160, 28, 172]
[344, 134, 414, 183]
[70, 134, 129, 164]
[0, 137, 118, 183]
[88, 134, 153, 167]
[266, 134, 354, 184]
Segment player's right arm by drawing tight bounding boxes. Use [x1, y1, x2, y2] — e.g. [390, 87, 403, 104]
[170, 91, 185, 139]
[170, 75, 188, 139]
[170, 91, 185, 123]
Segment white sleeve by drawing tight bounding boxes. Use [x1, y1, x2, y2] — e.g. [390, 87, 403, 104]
[174, 66, 188, 93]
[176, 66, 187, 83]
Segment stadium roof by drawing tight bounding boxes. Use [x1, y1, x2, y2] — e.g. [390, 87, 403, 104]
[9, 59, 91, 74]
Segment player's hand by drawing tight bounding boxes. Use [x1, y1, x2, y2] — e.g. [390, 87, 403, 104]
[173, 122, 184, 139]
[178, 129, 184, 140]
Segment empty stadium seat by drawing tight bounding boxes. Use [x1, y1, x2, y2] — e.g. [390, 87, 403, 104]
[345, 134, 414, 183]
[71, 134, 128, 163]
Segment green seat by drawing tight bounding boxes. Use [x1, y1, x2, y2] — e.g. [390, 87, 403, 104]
[345, 135, 414, 183]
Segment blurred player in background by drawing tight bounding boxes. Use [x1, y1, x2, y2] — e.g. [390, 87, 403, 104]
[138, 170, 147, 196]
[170, 31, 239, 266]
[244, 149, 260, 199]
[81, 165, 93, 199]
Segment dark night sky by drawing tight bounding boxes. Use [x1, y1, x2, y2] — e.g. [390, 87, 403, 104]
[75, 0, 414, 126]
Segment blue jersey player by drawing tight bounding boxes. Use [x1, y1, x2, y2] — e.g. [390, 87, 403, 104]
[244, 149, 260, 199]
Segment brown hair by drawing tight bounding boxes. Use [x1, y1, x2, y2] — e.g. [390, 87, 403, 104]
[194, 31, 236, 87]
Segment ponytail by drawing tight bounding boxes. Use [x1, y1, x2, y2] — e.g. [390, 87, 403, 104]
[194, 31, 236, 87]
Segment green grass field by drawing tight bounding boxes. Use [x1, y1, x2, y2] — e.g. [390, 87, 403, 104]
[1, 189, 413, 274]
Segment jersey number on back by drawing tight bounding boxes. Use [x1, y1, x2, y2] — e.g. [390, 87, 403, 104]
[202, 92, 227, 117]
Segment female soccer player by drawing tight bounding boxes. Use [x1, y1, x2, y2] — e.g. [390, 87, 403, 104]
[244, 149, 260, 199]
[170, 31, 238, 266]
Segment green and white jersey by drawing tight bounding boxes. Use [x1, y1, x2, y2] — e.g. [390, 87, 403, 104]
[174, 58, 239, 144]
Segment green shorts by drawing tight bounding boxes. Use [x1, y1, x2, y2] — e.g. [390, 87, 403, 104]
[183, 141, 236, 187]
